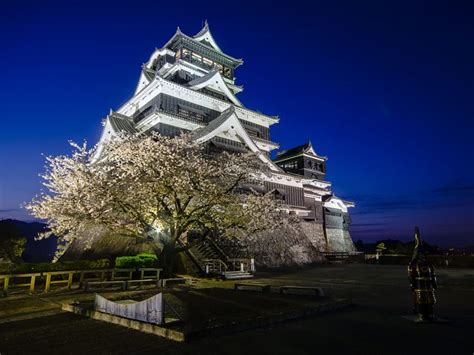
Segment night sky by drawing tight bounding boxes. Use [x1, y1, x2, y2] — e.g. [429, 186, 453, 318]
[1, 1, 473, 247]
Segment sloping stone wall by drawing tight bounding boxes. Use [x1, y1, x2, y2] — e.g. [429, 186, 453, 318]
[326, 228, 356, 253]
[300, 222, 328, 252]
[61, 221, 332, 268]
[241, 221, 327, 268]
[61, 225, 156, 261]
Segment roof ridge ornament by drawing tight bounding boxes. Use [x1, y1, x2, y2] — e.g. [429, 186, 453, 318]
[193, 20, 223, 53]
[195, 19, 210, 37]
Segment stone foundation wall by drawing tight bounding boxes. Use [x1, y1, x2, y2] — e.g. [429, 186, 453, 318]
[61, 221, 332, 268]
[241, 222, 327, 268]
[61, 225, 156, 261]
[343, 230, 357, 252]
[300, 222, 328, 252]
[326, 228, 356, 253]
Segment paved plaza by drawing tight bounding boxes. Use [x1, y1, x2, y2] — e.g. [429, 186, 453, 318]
[0, 264, 473, 354]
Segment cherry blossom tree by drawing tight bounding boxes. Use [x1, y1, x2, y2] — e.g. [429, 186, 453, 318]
[26, 132, 294, 270]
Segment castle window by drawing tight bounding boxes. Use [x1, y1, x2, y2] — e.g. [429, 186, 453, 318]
[177, 104, 206, 121]
[247, 128, 261, 138]
[192, 53, 202, 62]
[281, 160, 298, 170]
[203, 57, 213, 67]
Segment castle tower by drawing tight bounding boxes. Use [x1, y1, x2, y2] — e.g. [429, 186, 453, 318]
[273, 142, 327, 180]
[94, 22, 356, 260]
[274, 142, 356, 253]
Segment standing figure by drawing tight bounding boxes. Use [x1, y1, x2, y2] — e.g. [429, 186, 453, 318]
[408, 226, 438, 321]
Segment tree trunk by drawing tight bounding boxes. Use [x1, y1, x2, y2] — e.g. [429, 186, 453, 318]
[158, 242, 178, 277]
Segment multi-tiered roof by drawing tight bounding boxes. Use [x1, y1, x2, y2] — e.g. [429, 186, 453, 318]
[96, 22, 353, 220]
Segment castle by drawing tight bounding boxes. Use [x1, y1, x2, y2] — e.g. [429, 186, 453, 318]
[90, 22, 356, 267]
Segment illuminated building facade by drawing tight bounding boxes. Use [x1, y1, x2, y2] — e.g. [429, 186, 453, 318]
[96, 21, 356, 256]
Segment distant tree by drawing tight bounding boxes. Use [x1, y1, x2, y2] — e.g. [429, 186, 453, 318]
[26, 133, 296, 270]
[0, 221, 26, 262]
[354, 239, 364, 252]
[375, 242, 387, 251]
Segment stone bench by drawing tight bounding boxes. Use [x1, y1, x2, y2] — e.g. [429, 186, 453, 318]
[280, 285, 325, 297]
[234, 283, 271, 293]
[126, 279, 159, 289]
[84, 280, 127, 292]
[160, 278, 186, 287]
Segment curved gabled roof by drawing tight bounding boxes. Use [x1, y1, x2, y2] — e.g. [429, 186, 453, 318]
[108, 112, 137, 134]
[193, 20, 222, 52]
[163, 26, 243, 67]
[192, 106, 281, 172]
[274, 141, 327, 162]
[323, 194, 355, 211]
[187, 70, 242, 107]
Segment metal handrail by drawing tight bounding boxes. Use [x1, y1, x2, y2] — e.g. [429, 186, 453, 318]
[202, 258, 228, 274]
[227, 258, 252, 272]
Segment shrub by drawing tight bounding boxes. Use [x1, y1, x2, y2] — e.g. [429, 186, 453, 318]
[115, 253, 158, 268]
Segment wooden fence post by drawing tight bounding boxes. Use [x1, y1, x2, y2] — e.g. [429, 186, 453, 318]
[79, 271, 84, 287]
[67, 272, 74, 289]
[3, 277, 9, 296]
[29, 275, 36, 294]
[45, 273, 51, 293]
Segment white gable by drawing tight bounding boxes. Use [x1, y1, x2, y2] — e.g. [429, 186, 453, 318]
[194, 110, 280, 171]
[188, 70, 242, 107]
[193, 21, 222, 52]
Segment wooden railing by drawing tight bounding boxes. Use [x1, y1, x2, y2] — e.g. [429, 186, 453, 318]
[0, 267, 162, 296]
[0, 273, 41, 295]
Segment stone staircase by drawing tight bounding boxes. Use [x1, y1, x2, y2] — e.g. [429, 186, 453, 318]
[180, 238, 254, 279]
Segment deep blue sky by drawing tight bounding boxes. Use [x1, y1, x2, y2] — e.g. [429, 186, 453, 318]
[1, 0, 473, 247]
